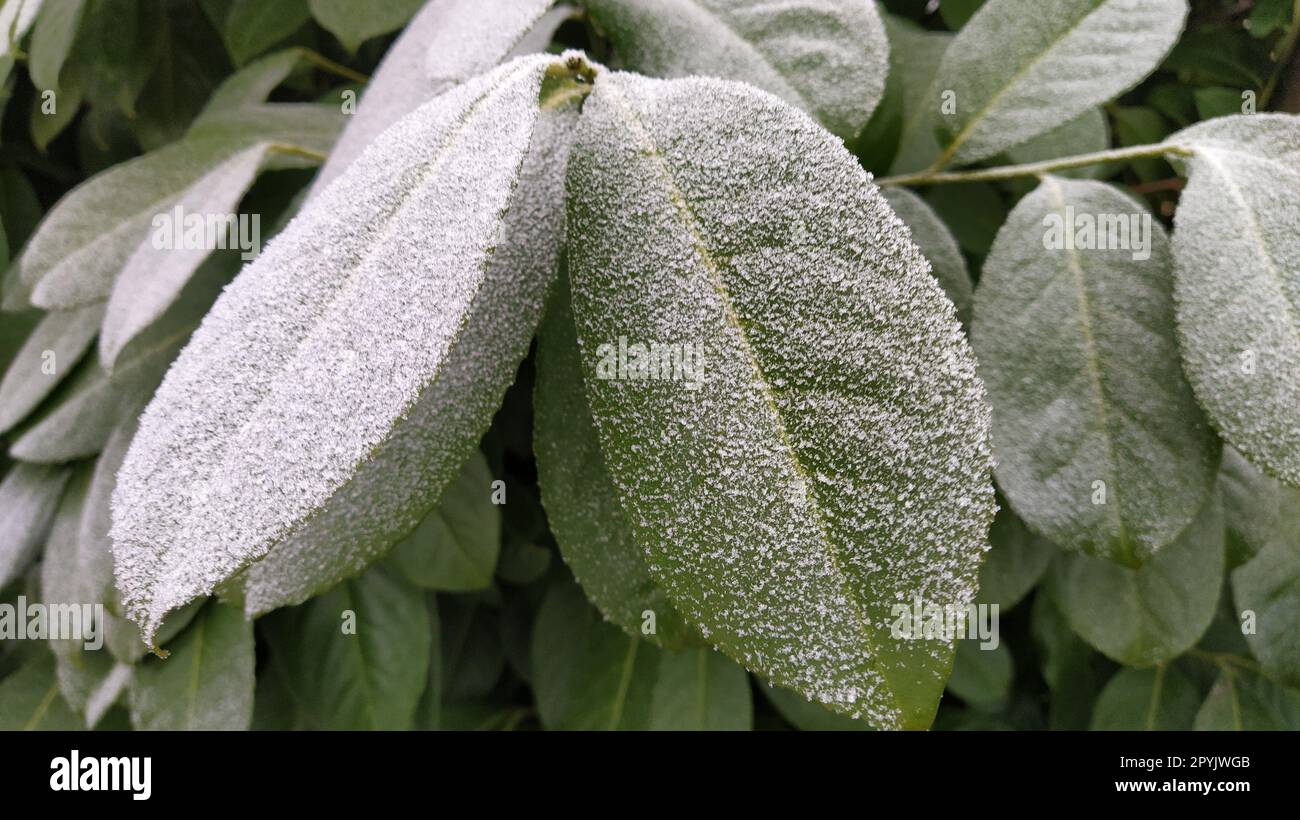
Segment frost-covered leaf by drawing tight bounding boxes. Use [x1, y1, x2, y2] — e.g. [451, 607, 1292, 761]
[310, 0, 558, 194]
[1050, 493, 1224, 666]
[387, 450, 501, 592]
[1006, 107, 1111, 179]
[129, 601, 254, 730]
[881, 187, 972, 326]
[265, 566, 429, 730]
[0, 652, 81, 730]
[0, 303, 103, 433]
[1166, 114, 1300, 487]
[196, 49, 304, 120]
[1194, 663, 1300, 730]
[1232, 539, 1300, 685]
[976, 501, 1055, 611]
[946, 639, 1012, 710]
[761, 683, 871, 730]
[565, 72, 994, 728]
[0, 461, 70, 587]
[886, 17, 951, 174]
[307, 0, 423, 53]
[933, 0, 1186, 167]
[584, 0, 888, 140]
[533, 276, 696, 649]
[111, 54, 586, 641]
[531, 578, 751, 730]
[973, 177, 1218, 564]
[1219, 445, 1300, 568]
[1090, 665, 1201, 730]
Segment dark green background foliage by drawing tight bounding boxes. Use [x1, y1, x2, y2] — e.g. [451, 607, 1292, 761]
[0, 0, 1298, 730]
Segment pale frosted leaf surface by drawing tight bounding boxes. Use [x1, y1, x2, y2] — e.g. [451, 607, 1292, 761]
[533, 275, 697, 649]
[761, 683, 872, 730]
[1050, 492, 1223, 666]
[1232, 538, 1300, 685]
[566, 72, 994, 728]
[1006, 107, 1111, 179]
[0, 461, 70, 588]
[386, 449, 501, 592]
[881, 187, 972, 326]
[885, 18, 951, 174]
[1167, 114, 1300, 486]
[112, 55, 582, 641]
[308, 0, 423, 53]
[0, 0, 41, 61]
[261, 566, 429, 729]
[933, 0, 1186, 167]
[0, 303, 103, 433]
[310, 0, 555, 194]
[976, 502, 1056, 611]
[195, 49, 304, 119]
[531, 578, 751, 729]
[584, 0, 888, 139]
[1219, 444, 1300, 568]
[99, 145, 269, 369]
[972, 177, 1218, 564]
[128, 601, 254, 730]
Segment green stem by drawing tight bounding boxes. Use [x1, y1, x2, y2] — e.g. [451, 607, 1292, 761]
[876, 143, 1194, 188]
[295, 47, 370, 85]
[268, 143, 329, 163]
[1260, 0, 1300, 109]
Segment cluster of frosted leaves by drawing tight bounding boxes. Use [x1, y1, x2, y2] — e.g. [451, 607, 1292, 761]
[0, 462, 69, 588]
[533, 275, 697, 649]
[565, 71, 994, 728]
[884, 16, 951, 175]
[933, 0, 1187, 167]
[583, 0, 888, 141]
[111, 54, 586, 643]
[1165, 114, 1300, 487]
[309, 0, 556, 194]
[972, 177, 1219, 565]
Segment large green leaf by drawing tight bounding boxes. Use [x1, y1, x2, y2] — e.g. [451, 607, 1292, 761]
[307, 0, 423, 53]
[0, 303, 103, 433]
[1167, 115, 1300, 487]
[129, 601, 254, 730]
[309, 0, 558, 194]
[1233, 538, 1300, 685]
[265, 566, 430, 729]
[565, 72, 994, 728]
[973, 177, 1218, 564]
[0, 461, 70, 587]
[533, 276, 696, 649]
[932, 0, 1186, 167]
[1050, 493, 1224, 666]
[531, 578, 751, 730]
[1194, 662, 1300, 730]
[1090, 665, 1201, 730]
[387, 450, 501, 592]
[881, 186, 973, 326]
[111, 55, 587, 642]
[583, 0, 888, 140]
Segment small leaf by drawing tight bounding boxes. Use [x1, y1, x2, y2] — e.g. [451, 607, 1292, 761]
[531, 578, 751, 730]
[310, 0, 560, 194]
[973, 177, 1219, 564]
[307, 0, 424, 53]
[0, 303, 103, 434]
[1049, 492, 1224, 666]
[885, 17, 952, 174]
[222, 0, 309, 65]
[1232, 538, 1300, 685]
[583, 0, 889, 140]
[566, 72, 994, 728]
[946, 639, 1012, 711]
[933, 0, 1187, 167]
[0, 652, 82, 730]
[533, 275, 696, 648]
[1167, 114, 1300, 486]
[27, 0, 83, 90]
[976, 501, 1055, 611]
[111, 55, 585, 641]
[1194, 662, 1300, 730]
[264, 565, 429, 729]
[1219, 445, 1300, 568]
[0, 461, 70, 588]
[129, 601, 254, 730]
[1090, 665, 1201, 730]
[881, 186, 973, 326]
[441, 592, 505, 702]
[387, 450, 501, 592]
